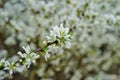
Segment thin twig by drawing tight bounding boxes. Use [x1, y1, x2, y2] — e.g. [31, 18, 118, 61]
[34, 40, 58, 53]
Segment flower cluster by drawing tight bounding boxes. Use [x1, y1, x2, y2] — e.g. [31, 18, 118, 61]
[0, 45, 40, 76]
[46, 23, 71, 44]
[0, 24, 71, 79]
[43, 23, 71, 60]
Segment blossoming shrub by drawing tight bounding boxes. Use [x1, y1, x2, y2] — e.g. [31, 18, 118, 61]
[0, 0, 120, 80]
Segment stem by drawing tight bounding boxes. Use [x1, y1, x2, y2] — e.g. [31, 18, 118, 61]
[34, 40, 58, 53]
[0, 40, 58, 70]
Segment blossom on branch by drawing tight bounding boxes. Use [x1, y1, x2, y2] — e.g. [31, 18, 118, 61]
[17, 45, 39, 68]
[46, 23, 72, 47]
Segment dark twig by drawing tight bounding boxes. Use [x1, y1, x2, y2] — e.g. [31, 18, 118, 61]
[34, 40, 58, 53]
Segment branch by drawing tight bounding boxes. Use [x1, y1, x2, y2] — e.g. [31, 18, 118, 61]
[34, 40, 58, 53]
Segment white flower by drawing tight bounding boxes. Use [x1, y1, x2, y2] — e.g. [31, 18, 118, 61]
[44, 51, 51, 61]
[0, 70, 7, 80]
[0, 58, 6, 67]
[0, 59, 16, 75]
[46, 23, 71, 46]
[4, 61, 19, 75]
[65, 41, 71, 48]
[17, 45, 39, 68]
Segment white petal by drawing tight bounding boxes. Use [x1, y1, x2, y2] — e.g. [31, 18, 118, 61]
[26, 45, 31, 53]
[44, 52, 51, 61]
[22, 45, 30, 53]
[17, 51, 24, 57]
[60, 23, 64, 31]
[9, 70, 13, 75]
[64, 28, 69, 34]
[22, 46, 26, 51]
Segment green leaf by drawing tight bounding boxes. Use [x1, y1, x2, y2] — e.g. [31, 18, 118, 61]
[42, 47, 48, 52]
[30, 49, 33, 53]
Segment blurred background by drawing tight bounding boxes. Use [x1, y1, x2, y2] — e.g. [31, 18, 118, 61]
[0, 0, 120, 80]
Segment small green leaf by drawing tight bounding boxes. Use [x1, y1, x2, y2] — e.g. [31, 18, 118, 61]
[42, 47, 48, 51]
[30, 49, 33, 53]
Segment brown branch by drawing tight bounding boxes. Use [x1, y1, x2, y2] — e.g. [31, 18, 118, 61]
[34, 40, 58, 53]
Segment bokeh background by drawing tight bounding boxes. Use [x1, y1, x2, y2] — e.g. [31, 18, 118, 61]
[0, 0, 120, 80]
